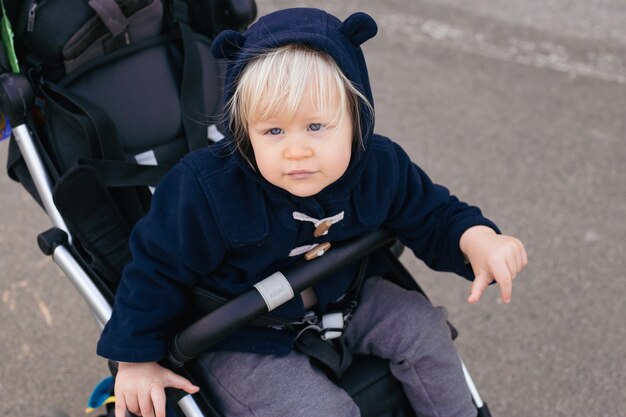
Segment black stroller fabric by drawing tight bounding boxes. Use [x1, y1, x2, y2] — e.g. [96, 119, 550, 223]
[6, 0, 228, 291]
[53, 165, 132, 289]
[15, 0, 164, 80]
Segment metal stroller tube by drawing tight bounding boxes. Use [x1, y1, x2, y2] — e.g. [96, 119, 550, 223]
[12, 123, 72, 237]
[166, 229, 396, 367]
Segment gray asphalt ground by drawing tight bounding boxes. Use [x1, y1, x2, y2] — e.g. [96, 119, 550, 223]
[1, 0, 625, 416]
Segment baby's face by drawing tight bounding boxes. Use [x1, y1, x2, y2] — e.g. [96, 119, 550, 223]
[247, 86, 353, 197]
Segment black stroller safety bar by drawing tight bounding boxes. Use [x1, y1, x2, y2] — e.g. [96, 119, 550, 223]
[166, 229, 396, 368]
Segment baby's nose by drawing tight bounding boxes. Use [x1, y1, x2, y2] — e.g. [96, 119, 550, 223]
[284, 140, 313, 159]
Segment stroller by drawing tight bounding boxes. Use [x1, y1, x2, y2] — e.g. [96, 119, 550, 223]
[1, 1, 492, 416]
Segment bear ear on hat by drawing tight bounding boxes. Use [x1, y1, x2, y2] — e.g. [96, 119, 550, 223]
[339, 12, 378, 46]
[211, 30, 246, 60]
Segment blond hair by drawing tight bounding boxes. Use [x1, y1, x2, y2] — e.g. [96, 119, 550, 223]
[225, 44, 373, 163]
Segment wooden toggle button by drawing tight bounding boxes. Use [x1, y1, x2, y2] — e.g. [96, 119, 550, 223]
[305, 242, 331, 261]
[313, 220, 333, 237]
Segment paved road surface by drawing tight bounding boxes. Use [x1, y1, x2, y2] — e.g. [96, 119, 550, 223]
[1, 1, 625, 416]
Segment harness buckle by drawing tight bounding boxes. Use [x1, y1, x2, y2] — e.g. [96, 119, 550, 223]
[292, 299, 359, 340]
[320, 312, 344, 340]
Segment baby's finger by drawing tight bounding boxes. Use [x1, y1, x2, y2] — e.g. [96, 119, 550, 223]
[122, 393, 140, 417]
[492, 260, 513, 303]
[166, 372, 200, 395]
[115, 395, 127, 417]
[513, 248, 523, 275]
[505, 255, 518, 281]
[520, 241, 528, 268]
[513, 240, 525, 273]
[151, 386, 167, 417]
[139, 391, 156, 417]
[468, 271, 491, 304]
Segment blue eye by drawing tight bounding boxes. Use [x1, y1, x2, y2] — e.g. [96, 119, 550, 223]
[267, 128, 283, 135]
[308, 123, 323, 132]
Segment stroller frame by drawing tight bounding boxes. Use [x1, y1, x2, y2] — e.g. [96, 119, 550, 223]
[1, 6, 491, 416]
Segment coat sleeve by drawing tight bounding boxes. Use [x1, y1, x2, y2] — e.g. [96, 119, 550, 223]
[385, 141, 500, 280]
[97, 161, 226, 362]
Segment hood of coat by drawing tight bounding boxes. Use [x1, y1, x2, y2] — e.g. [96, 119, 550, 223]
[211, 7, 379, 200]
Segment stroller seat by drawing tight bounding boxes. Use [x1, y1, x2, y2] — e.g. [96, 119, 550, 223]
[0, 1, 491, 416]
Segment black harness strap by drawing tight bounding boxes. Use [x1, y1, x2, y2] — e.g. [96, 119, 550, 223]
[173, 0, 223, 152]
[87, 0, 129, 38]
[42, 81, 123, 161]
[294, 331, 353, 379]
[77, 158, 170, 187]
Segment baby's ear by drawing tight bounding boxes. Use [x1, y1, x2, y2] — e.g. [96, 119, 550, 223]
[339, 12, 378, 46]
[211, 30, 246, 60]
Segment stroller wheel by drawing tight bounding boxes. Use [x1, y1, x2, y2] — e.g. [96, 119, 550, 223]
[39, 409, 70, 417]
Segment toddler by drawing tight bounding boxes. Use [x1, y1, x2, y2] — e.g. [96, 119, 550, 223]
[98, 7, 527, 417]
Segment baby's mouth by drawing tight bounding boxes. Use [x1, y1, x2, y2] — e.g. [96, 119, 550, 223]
[286, 170, 317, 179]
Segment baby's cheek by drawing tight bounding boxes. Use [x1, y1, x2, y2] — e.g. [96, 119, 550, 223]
[255, 157, 279, 182]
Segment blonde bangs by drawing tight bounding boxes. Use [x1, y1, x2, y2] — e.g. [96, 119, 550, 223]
[227, 44, 373, 161]
[236, 45, 347, 125]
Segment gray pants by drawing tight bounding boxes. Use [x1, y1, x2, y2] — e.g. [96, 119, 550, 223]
[195, 277, 476, 417]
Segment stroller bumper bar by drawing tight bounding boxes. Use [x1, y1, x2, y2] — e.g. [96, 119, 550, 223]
[166, 229, 396, 367]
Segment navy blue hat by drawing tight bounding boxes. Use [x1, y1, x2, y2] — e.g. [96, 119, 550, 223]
[212, 8, 378, 111]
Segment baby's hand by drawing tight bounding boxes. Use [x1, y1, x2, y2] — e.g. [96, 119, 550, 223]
[115, 361, 199, 417]
[460, 225, 528, 304]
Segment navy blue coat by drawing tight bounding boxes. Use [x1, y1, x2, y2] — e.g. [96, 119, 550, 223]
[97, 8, 499, 362]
